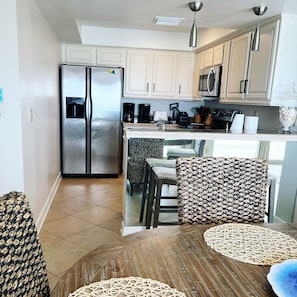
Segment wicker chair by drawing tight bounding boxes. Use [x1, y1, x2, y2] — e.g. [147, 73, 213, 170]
[176, 157, 268, 224]
[0, 192, 50, 297]
[127, 138, 164, 195]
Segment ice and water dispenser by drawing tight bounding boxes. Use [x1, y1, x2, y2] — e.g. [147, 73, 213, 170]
[66, 97, 85, 118]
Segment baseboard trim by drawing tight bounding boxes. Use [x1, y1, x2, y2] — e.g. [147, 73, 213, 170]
[36, 172, 62, 232]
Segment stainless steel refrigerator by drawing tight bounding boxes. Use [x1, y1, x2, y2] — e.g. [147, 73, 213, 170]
[60, 64, 123, 176]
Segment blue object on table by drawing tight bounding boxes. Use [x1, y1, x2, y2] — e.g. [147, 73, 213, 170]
[267, 259, 297, 297]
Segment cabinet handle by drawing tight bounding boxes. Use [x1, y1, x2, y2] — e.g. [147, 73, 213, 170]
[240, 80, 245, 93]
[146, 83, 149, 92]
[153, 83, 155, 92]
[244, 80, 248, 93]
[179, 85, 181, 94]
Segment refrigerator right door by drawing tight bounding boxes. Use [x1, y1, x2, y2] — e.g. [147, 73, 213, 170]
[90, 67, 123, 175]
[60, 65, 87, 174]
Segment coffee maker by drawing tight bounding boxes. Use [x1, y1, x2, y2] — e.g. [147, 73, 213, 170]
[123, 103, 135, 123]
[138, 104, 151, 123]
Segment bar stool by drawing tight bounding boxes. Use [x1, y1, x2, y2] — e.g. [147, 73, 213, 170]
[145, 166, 177, 229]
[140, 158, 176, 223]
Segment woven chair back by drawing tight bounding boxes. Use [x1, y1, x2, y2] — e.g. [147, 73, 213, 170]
[0, 192, 50, 297]
[176, 157, 268, 224]
[127, 138, 164, 184]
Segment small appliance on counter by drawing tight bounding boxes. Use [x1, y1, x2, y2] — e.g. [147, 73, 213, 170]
[123, 103, 135, 123]
[179, 112, 189, 127]
[153, 111, 168, 122]
[169, 102, 180, 124]
[138, 104, 151, 123]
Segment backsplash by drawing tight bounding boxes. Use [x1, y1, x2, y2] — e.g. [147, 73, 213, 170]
[121, 98, 282, 132]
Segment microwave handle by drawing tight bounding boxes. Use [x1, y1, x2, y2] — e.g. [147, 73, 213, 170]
[207, 67, 214, 94]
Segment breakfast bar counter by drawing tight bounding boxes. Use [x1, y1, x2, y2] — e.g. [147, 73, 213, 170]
[123, 123, 297, 141]
[121, 123, 297, 235]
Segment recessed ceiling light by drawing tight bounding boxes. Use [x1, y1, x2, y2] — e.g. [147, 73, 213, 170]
[153, 16, 185, 26]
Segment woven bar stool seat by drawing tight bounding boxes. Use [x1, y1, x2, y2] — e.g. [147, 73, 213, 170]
[145, 166, 177, 229]
[140, 158, 176, 223]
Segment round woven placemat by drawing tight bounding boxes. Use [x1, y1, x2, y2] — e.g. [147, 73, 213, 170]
[68, 276, 186, 297]
[204, 223, 297, 265]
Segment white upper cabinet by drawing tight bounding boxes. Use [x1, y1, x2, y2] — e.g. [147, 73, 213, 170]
[213, 44, 225, 66]
[192, 52, 202, 99]
[219, 42, 230, 100]
[65, 46, 96, 65]
[245, 21, 278, 103]
[225, 33, 252, 101]
[124, 49, 194, 99]
[204, 48, 214, 67]
[96, 47, 126, 67]
[151, 51, 177, 98]
[223, 20, 279, 105]
[176, 53, 195, 99]
[63, 45, 126, 67]
[124, 50, 152, 97]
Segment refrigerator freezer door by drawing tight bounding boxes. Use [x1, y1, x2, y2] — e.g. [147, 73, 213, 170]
[61, 65, 87, 174]
[90, 67, 122, 174]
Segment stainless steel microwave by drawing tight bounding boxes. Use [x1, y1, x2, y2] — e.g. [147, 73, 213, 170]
[199, 65, 222, 98]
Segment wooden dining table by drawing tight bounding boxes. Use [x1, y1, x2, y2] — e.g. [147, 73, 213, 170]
[50, 223, 297, 297]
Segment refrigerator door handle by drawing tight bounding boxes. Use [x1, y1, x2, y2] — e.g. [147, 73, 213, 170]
[89, 68, 93, 120]
[85, 67, 92, 174]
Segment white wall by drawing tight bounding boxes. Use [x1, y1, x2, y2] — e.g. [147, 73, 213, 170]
[0, 0, 61, 230]
[0, 1, 24, 193]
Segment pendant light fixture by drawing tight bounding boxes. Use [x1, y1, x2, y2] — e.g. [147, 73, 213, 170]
[188, 1, 203, 48]
[251, 5, 267, 51]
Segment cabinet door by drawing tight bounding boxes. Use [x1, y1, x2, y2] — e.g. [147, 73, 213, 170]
[192, 52, 202, 99]
[96, 47, 126, 67]
[245, 22, 278, 103]
[226, 33, 251, 100]
[65, 46, 96, 65]
[219, 42, 230, 100]
[204, 48, 214, 67]
[124, 50, 152, 97]
[176, 53, 194, 98]
[152, 51, 177, 98]
[213, 44, 224, 65]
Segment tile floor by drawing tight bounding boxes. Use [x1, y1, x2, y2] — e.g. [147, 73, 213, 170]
[39, 176, 124, 291]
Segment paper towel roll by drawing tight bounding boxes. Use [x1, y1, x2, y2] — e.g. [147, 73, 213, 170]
[244, 116, 259, 134]
[230, 114, 244, 133]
